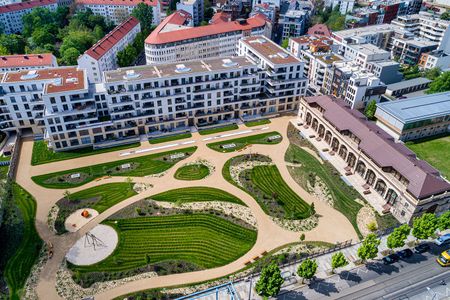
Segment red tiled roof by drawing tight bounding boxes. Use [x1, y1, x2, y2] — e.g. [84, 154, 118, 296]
[0, 53, 54, 68]
[164, 9, 191, 26]
[304, 95, 450, 199]
[84, 16, 140, 60]
[210, 11, 231, 24]
[146, 13, 267, 45]
[0, 0, 56, 14]
[76, 0, 158, 7]
[307, 24, 332, 38]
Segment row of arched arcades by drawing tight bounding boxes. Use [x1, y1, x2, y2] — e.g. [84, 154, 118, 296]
[306, 112, 399, 205]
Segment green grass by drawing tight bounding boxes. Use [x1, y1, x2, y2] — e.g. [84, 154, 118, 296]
[4, 184, 43, 299]
[31, 140, 141, 166]
[71, 214, 256, 274]
[174, 164, 210, 180]
[207, 131, 282, 153]
[149, 133, 192, 144]
[31, 147, 197, 189]
[244, 119, 271, 127]
[245, 165, 312, 219]
[406, 134, 450, 179]
[150, 187, 245, 205]
[285, 144, 363, 238]
[198, 124, 238, 136]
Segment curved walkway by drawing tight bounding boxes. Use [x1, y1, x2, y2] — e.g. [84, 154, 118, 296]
[14, 116, 358, 300]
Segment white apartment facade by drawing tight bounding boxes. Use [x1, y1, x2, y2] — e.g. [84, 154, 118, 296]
[75, 0, 161, 25]
[176, 0, 203, 26]
[0, 36, 306, 151]
[0, 0, 58, 34]
[77, 16, 141, 83]
[0, 0, 20, 6]
[0, 54, 57, 72]
[145, 12, 269, 65]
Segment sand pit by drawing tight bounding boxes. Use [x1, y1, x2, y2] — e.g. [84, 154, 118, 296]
[66, 224, 118, 265]
[64, 208, 99, 233]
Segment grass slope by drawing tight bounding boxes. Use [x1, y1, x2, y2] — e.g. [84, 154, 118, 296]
[285, 144, 363, 238]
[406, 135, 450, 179]
[149, 133, 192, 144]
[174, 164, 209, 180]
[31, 147, 197, 189]
[31, 140, 140, 166]
[71, 214, 256, 274]
[207, 131, 282, 153]
[150, 187, 245, 205]
[4, 184, 43, 299]
[244, 119, 271, 127]
[198, 124, 238, 136]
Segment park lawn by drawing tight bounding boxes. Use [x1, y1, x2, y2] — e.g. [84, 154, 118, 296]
[4, 184, 43, 300]
[31, 140, 141, 166]
[207, 131, 282, 153]
[150, 186, 245, 206]
[31, 147, 197, 189]
[174, 164, 209, 180]
[244, 119, 271, 127]
[70, 214, 256, 274]
[285, 144, 363, 238]
[406, 135, 450, 179]
[198, 124, 238, 136]
[149, 133, 192, 144]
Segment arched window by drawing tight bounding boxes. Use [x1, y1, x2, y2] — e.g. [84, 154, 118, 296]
[356, 161, 366, 177]
[347, 152, 356, 168]
[365, 169, 376, 186]
[385, 189, 398, 204]
[374, 179, 387, 196]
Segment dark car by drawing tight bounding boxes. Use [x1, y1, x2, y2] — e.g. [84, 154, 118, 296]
[397, 248, 413, 259]
[383, 254, 399, 265]
[414, 243, 430, 254]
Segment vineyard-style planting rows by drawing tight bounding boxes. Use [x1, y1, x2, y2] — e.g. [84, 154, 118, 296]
[31, 147, 197, 189]
[71, 214, 257, 274]
[174, 164, 210, 180]
[150, 187, 245, 205]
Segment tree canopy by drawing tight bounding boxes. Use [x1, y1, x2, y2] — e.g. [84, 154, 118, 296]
[255, 261, 284, 298]
[364, 100, 377, 120]
[387, 224, 410, 250]
[331, 252, 348, 271]
[426, 71, 450, 94]
[412, 213, 438, 240]
[357, 233, 380, 262]
[297, 258, 318, 283]
[132, 3, 153, 32]
[438, 211, 450, 231]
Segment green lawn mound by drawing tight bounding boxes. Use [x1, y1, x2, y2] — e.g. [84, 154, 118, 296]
[70, 214, 256, 286]
[54, 182, 137, 234]
[31, 147, 197, 189]
[4, 184, 43, 299]
[406, 135, 450, 180]
[150, 186, 245, 206]
[244, 119, 271, 127]
[198, 124, 239, 136]
[207, 131, 282, 153]
[174, 164, 210, 180]
[242, 164, 312, 219]
[31, 140, 141, 166]
[148, 133, 192, 144]
[285, 144, 363, 238]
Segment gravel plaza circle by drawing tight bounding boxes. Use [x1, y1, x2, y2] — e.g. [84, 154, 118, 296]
[66, 224, 118, 266]
[64, 208, 99, 233]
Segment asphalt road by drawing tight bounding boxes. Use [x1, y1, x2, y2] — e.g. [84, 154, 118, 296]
[276, 243, 450, 300]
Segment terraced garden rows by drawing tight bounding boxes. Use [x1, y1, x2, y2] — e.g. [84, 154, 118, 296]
[150, 187, 245, 206]
[207, 131, 282, 152]
[70, 214, 257, 274]
[174, 164, 210, 180]
[31, 147, 197, 189]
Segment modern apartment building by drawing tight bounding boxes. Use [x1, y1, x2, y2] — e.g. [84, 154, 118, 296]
[419, 50, 450, 70]
[75, 0, 161, 25]
[0, 0, 58, 34]
[0, 35, 306, 151]
[176, 0, 203, 26]
[78, 16, 141, 83]
[375, 92, 450, 141]
[0, 54, 57, 72]
[0, 0, 21, 6]
[298, 95, 450, 223]
[144, 12, 269, 65]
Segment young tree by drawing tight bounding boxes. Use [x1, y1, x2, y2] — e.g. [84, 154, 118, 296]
[300, 233, 305, 241]
[145, 253, 151, 265]
[426, 71, 450, 94]
[281, 39, 289, 49]
[255, 261, 284, 298]
[438, 211, 450, 231]
[412, 213, 438, 240]
[310, 202, 315, 215]
[423, 67, 441, 80]
[297, 258, 318, 283]
[63, 190, 71, 201]
[387, 224, 410, 250]
[357, 233, 380, 262]
[364, 100, 377, 120]
[331, 252, 348, 272]
[132, 3, 153, 32]
[441, 10, 450, 21]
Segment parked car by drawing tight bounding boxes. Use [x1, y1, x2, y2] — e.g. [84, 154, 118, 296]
[397, 248, 413, 259]
[414, 243, 430, 254]
[435, 233, 450, 246]
[437, 249, 450, 267]
[383, 253, 399, 265]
